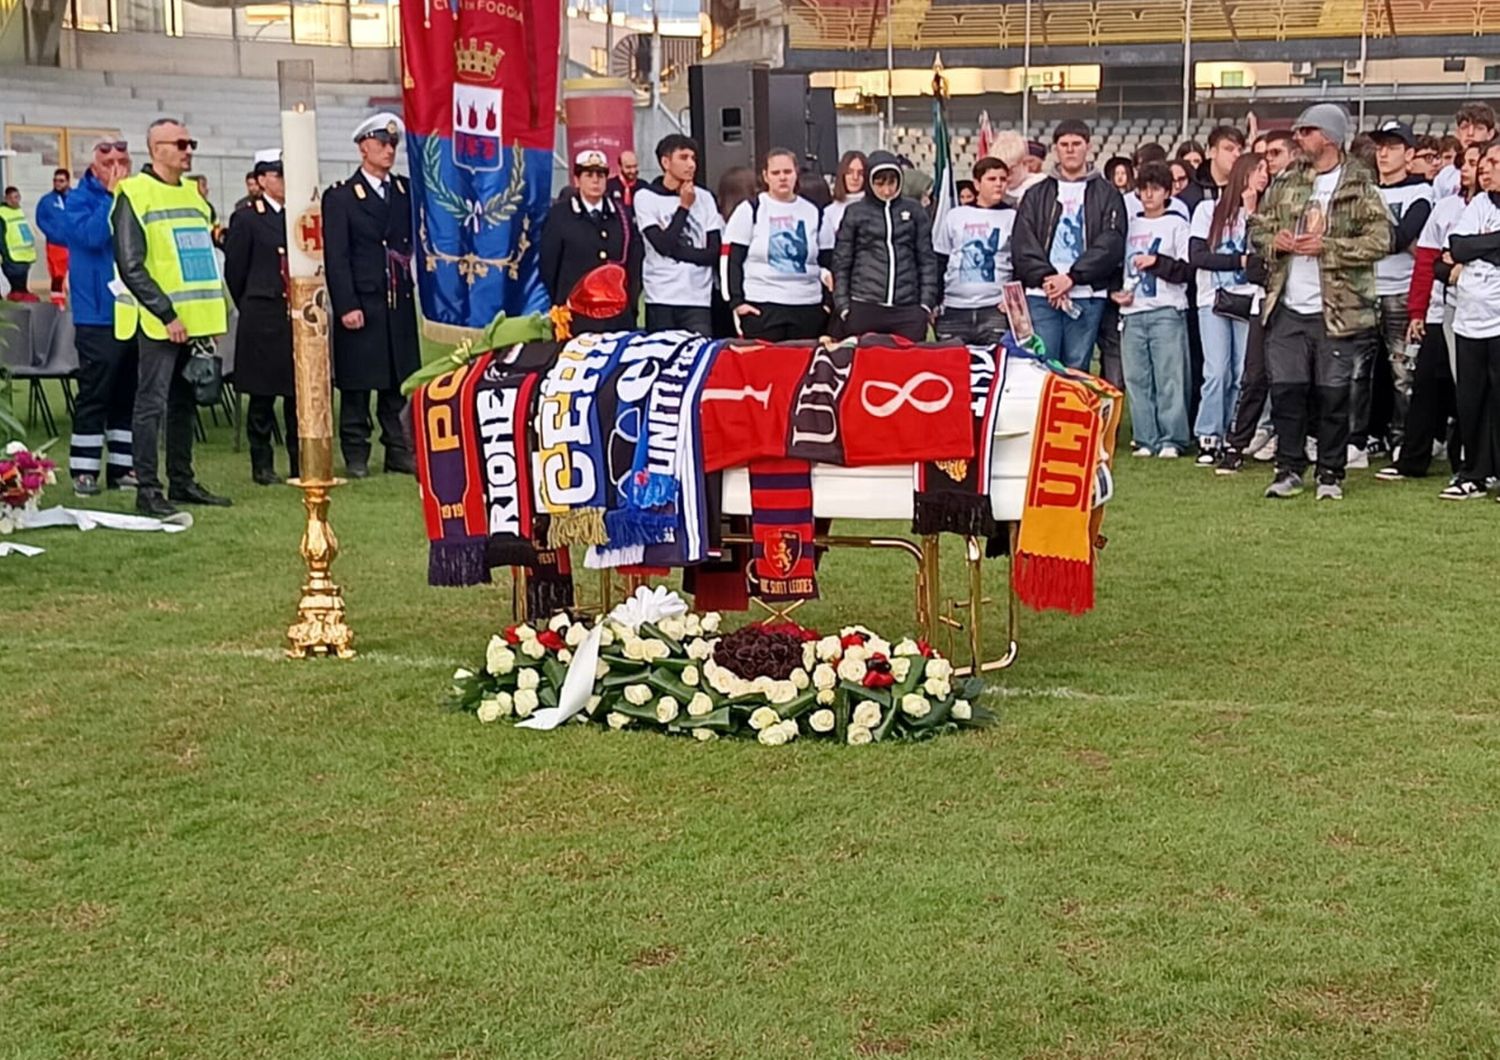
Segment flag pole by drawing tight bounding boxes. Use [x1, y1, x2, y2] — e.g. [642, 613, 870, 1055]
[279, 59, 355, 660]
[885, 0, 895, 148]
[1021, 0, 1032, 134]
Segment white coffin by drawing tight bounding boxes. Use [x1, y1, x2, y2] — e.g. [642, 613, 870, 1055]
[721, 355, 1049, 523]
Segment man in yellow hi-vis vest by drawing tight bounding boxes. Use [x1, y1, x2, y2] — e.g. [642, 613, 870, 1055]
[0, 185, 39, 302]
[112, 118, 232, 517]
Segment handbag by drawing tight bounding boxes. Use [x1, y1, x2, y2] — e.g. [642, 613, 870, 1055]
[181, 338, 224, 406]
[1212, 288, 1255, 323]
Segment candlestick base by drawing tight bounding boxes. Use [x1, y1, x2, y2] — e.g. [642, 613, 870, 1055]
[286, 477, 356, 659]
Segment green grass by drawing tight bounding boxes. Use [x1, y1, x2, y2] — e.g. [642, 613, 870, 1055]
[5, 395, 1500, 1059]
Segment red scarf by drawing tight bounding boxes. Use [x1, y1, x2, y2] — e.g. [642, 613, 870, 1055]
[413, 353, 493, 586]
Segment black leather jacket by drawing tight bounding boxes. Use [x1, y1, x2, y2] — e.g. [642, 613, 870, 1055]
[831, 193, 940, 315]
[1011, 171, 1127, 291]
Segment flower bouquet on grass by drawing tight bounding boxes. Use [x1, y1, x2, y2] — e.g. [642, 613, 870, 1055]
[0, 441, 57, 535]
[448, 590, 997, 746]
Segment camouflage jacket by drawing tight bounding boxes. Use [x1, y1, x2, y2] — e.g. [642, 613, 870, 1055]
[1248, 157, 1393, 337]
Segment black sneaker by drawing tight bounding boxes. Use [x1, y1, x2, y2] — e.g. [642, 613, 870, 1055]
[252, 468, 283, 486]
[346, 461, 369, 479]
[73, 473, 100, 497]
[136, 490, 179, 518]
[1264, 470, 1305, 499]
[1439, 479, 1486, 501]
[1215, 450, 1244, 476]
[1315, 472, 1344, 501]
[168, 482, 233, 507]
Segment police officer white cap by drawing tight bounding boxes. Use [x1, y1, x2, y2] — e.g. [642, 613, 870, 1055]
[252, 148, 282, 174]
[352, 113, 405, 146]
[573, 149, 609, 173]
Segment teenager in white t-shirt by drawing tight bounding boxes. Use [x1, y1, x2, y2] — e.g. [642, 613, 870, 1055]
[933, 157, 1016, 346]
[1438, 140, 1500, 499]
[632, 133, 722, 335]
[1111, 163, 1194, 457]
[1380, 143, 1481, 483]
[725, 148, 833, 341]
[1431, 102, 1496, 200]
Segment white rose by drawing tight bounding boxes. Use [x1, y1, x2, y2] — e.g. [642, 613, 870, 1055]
[623, 683, 653, 706]
[642, 639, 670, 662]
[952, 699, 972, 721]
[926, 658, 953, 680]
[513, 688, 539, 718]
[477, 697, 503, 723]
[516, 668, 540, 690]
[521, 638, 546, 659]
[900, 693, 931, 719]
[701, 612, 722, 633]
[748, 706, 780, 731]
[802, 642, 817, 670]
[816, 688, 835, 705]
[777, 718, 799, 741]
[847, 725, 874, 746]
[816, 635, 842, 662]
[557, 649, 572, 664]
[452, 667, 474, 681]
[767, 681, 799, 705]
[548, 612, 571, 632]
[586, 694, 602, 715]
[813, 664, 837, 690]
[809, 709, 835, 733]
[485, 637, 516, 675]
[693, 727, 718, 742]
[894, 638, 921, 657]
[708, 667, 738, 696]
[844, 645, 869, 664]
[516, 625, 537, 642]
[852, 701, 881, 729]
[684, 614, 702, 636]
[682, 666, 699, 687]
[687, 692, 714, 717]
[923, 677, 951, 700]
[890, 657, 912, 682]
[565, 622, 588, 647]
[758, 723, 791, 746]
[607, 712, 631, 730]
[687, 638, 713, 660]
[837, 656, 867, 683]
[598, 624, 615, 647]
[595, 659, 611, 680]
[493, 691, 514, 716]
[623, 638, 647, 661]
[866, 636, 892, 659]
[658, 617, 686, 641]
[656, 696, 680, 724]
[790, 668, 810, 690]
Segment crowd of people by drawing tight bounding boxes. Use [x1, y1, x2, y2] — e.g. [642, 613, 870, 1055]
[13, 97, 1500, 516]
[543, 100, 1500, 502]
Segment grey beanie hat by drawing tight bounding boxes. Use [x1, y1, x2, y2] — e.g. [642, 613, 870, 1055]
[1293, 103, 1350, 146]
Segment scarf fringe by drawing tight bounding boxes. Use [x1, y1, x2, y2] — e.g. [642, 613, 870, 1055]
[429, 540, 491, 588]
[912, 494, 997, 538]
[1012, 551, 1094, 615]
[486, 535, 538, 568]
[546, 507, 608, 548]
[604, 508, 676, 548]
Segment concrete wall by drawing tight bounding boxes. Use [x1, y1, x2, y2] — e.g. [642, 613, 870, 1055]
[60, 29, 399, 82]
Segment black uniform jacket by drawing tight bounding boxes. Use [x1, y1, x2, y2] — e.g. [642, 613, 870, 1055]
[224, 198, 294, 397]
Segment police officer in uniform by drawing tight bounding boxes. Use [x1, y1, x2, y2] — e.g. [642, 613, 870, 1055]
[224, 149, 298, 485]
[539, 149, 642, 332]
[113, 117, 231, 516]
[322, 112, 419, 478]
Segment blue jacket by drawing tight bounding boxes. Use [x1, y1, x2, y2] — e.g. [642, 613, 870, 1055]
[58, 172, 114, 326]
[35, 189, 69, 247]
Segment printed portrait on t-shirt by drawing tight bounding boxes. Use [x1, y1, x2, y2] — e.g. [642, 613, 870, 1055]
[1125, 232, 1161, 298]
[767, 217, 809, 274]
[957, 224, 1003, 284]
[1212, 216, 1248, 288]
[1051, 190, 1086, 267]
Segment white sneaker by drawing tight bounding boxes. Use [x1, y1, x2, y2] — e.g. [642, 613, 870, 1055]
[1305, 437, 1318, 463]
[1131, 444, 1153, 457]
[1346, 445, 1370, 469]
[1247, 427, 1275, 458]
[1195, 436, 1219, 466]
[1157, 445, 1180, 459]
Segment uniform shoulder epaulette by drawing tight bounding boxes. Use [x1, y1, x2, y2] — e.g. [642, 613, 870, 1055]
[394, 176, 408, 194]
[254, 199, 266, 214]
[329, 179, 345, 189]
[353, 181, 366, 200]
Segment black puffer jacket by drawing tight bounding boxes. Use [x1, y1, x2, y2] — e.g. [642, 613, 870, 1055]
[831, 152, 940, 315]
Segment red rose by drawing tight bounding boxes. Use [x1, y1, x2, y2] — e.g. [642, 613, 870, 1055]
[917, 639, 935, 658]
[862, 670, 895, 689]
[537, 629, 566, 652]
[503, 626, 521, 645]
[840, 633, 868, 649]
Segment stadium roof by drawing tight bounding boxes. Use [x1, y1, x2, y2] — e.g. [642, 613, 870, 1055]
[782, 0, 1500, 69]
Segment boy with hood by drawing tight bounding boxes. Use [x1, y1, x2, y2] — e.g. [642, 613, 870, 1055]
[831, 150, 940, 341]
[1011, 119, 1127, 370]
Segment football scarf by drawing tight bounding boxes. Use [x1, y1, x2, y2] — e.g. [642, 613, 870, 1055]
[1013, 370, 1105, 614]
[913, 338, 1011, 538]
[748, 457, 817, 601]
[700, 341, 812, 472]
[526, 534, 576, 619]
[535, 331, 629, 548]
[474, 343, 556, 567]
[786, 342, 855, 464]
[601, 331, 696, 548]
[840, 339, 973, 466]
[640, 336, 719, 566]
[414, 353, 493, 587]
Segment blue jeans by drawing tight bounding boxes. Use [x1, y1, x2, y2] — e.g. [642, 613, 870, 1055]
[1027, 295, 1108, 371]
[1195, 307, 1250, 440]
[1120, 308, 1191, 451]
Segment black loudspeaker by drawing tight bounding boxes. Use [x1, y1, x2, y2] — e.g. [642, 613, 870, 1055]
[689, 64, 840, 186]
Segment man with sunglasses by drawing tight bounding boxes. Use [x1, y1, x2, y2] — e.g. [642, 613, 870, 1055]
[321, 112, 419, 478]
[113, 117, 232, 516]
[34, 168, 71, 307]
[60, 138, 138, 496]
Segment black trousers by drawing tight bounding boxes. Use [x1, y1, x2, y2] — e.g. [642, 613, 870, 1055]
[1452, 333, 1500, 485]
[1185, 291, 1204, 424]
[934, 305, 1008, 346]
[1264, 308, 1360, 480]
[132, 336, 197, 494]
[247, 394, 300, 478]
[644, 303, 713, 335]
[1096, 298, 1124, 389]
[845, 301, 930, 342]
[339, 388, 411, 470]
[69, 325, 137, 484]
[1223, 316, 1268, 452]
[2, 263, 29, 296]
[739, 302, 827, 342]
[1394, 322, 1459, 478]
